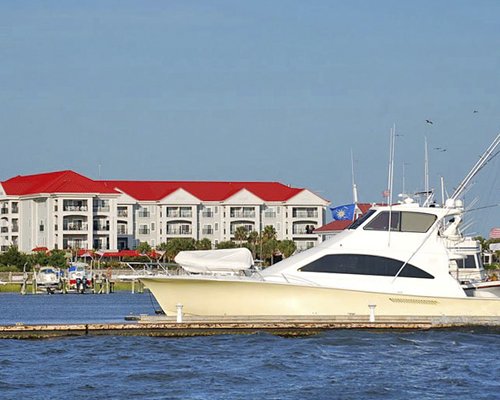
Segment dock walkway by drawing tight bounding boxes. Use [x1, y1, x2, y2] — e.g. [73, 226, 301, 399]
[1, 315, 499, 339]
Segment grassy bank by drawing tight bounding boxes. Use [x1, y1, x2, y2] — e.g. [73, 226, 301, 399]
[0, 281, 142, 293]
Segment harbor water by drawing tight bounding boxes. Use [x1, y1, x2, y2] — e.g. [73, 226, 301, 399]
[0, 292, 499, 400]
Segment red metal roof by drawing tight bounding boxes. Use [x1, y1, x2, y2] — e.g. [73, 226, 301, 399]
[2, 170, 308, 202]
[2, 171, 118, 196]
[101, 180, 304, 202]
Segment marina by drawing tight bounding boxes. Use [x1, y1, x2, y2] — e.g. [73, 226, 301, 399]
[0, 268, 147, 295]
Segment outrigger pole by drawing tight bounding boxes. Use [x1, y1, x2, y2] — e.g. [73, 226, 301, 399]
[451, 133, 500, 201]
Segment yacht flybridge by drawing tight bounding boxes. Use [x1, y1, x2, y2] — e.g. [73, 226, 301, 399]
[141, 134, 500, 317]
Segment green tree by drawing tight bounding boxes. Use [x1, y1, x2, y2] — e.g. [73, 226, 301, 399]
[29, 251, 50, 267]
[196, 238, 212, 250]
[216, 241, 238, 249]
[234, 226, 248, 247]
[262, 238, 279, 265]
[278, 240, 297, 258]
[47, 250, 69, 268]
[163, 238, 196, 262]
[137, 241, 152, 254]
[262, 225, 277, 241]
[247, 231, 259, 258]
[0, 246, 28, 271]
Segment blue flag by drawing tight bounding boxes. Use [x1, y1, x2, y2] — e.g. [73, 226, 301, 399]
[330, 204, 355, 221]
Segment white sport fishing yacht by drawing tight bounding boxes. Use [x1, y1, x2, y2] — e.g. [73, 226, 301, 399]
[141, 134, 500, 317]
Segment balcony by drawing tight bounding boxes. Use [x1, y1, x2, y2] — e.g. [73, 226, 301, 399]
[138, 228, 150, 235]
[117, 209, 128, 217]
[93, 224, 110, 231]
[11, 206, 19, 214]
[202, 211, 214, 218]
[293, 210, 318, 218]
[1, 208, 8, 215]
[93, 206, 110, 213]
[117, 226, 128, 235]
[138, 211, 151, 218]
[292, 225, 316, 235]
[166, 227, 192, 235]
[63, 223, 88, 231]
[230, 211, 256, 218]
[264, 211, 277, 218]
[63, 205, 88, 212]
[202, 228, 214, 235]
[63, 240, 88, 249]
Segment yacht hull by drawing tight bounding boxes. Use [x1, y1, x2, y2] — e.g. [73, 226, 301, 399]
[141, 277, 500, 317]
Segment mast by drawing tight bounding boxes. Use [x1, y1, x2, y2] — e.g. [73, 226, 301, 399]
[351, 149, 361, 219]
[387, 125, 396, 246]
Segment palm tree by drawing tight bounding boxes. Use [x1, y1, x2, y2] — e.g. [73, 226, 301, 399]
[247, 231, 259, 258]
[137, 241, 152, 255]
[196, 238, 212, 250]
[260, 225, 278, 265]
[234, 226, 248, 247]
[278, 240, 296, 258]
[262, 225, 277, 241]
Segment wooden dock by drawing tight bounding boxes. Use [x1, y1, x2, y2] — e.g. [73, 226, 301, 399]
[1, 315, 499, 339]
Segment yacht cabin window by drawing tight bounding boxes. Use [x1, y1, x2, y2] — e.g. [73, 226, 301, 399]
[457, 255, 477, 269]
[363, 211, 436, 233]
[299, 254, 434, 279]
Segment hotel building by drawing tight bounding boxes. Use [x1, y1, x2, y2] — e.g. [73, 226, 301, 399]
[0, 170, 329, 253]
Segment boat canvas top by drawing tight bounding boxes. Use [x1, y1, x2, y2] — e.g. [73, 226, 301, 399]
[175, 248, 254, 274]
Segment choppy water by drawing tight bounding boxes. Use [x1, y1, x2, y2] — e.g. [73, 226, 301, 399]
[0, 293, 499, 400]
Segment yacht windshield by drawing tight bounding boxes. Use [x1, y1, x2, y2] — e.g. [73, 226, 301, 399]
[347, 209, 376, 230]
[364, 211, 436, 233]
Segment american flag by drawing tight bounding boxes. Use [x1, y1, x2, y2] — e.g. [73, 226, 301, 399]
[489, 227, 500, 239]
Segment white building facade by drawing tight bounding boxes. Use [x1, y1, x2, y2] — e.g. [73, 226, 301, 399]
[0, 171, 329, 253]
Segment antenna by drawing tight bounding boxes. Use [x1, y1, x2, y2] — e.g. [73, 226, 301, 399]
[402, 162, 406, 196]
[386, 124, 396, 205]
[440, 176, 445, 206]
[424, 136, 429, 198]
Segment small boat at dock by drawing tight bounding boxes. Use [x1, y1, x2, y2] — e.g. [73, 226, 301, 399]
[34, 266, 62, 294]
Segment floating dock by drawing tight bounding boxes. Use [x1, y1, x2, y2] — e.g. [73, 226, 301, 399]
[1, 315, 499, 339]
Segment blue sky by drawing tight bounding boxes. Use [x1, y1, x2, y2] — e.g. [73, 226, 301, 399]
[1, 1, 499, 235]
